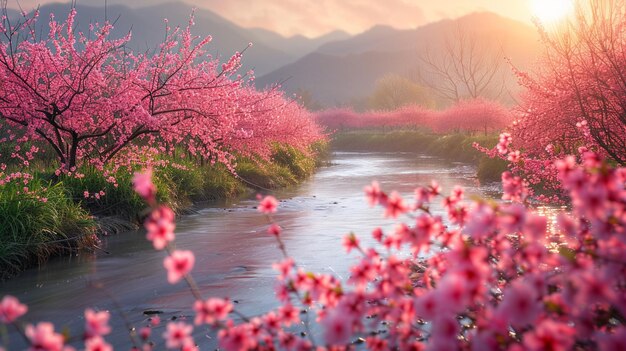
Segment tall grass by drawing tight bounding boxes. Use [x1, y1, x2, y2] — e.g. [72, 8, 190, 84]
[0, 179, 96, 279]
[0, 142, 326, 278]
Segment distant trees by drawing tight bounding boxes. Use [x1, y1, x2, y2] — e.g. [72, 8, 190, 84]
[314, 99, 513, 133]
[418, 24, 507, 104]
[432, 98, 513, 134]
[513, 0, 626, 165]
[0, 8, 324, 174]
[367, 74, 435, 110]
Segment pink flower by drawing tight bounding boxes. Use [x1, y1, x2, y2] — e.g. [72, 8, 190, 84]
[84, 309, 111, 338]
[84, 336, 112, 351]
[0, 295, 27, 323]
[272, 258, 294, 280]
[133, 168, 156, 202]
[372, 227, 384, 242]
[384, 191, 408, 219]
[429, 180, 441, 196]
[523, 320, 575, 351]
[163, 250, 195, 284]
[193, 298, 233, 325]
[496, 281, 540, 327]
[499, 203, 526, 233]
[502, 171, 528, 202]
[278, 303, 300, 327]
[277, 331, 297, 350]
[258, 195, 278, 214]
[414, 186, 432, 208]
[162, 322, 193, 349]
[322, 310, 352, 345]
[463, 203, 496, 240]
[366, 337, 388, 351]
[507, 150, 521, 162]
[415, 292, 439, 320]
[342, 232, 360, 253]
[145, 206, 176, 250]
[140, 327, 151, 340]
[364, 181, 382, 206]
[25, 322, 65, 351]
[267, 223, 282, 236]
[436, 275, 470, 314]
[218, 322, 256, 351]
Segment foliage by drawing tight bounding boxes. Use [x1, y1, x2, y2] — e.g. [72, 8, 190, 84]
[367, 74, 435, 110]
[0, 179, 95, 279]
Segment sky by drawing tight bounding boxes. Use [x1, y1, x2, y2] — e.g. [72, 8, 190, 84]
[7, 0, 537, 38]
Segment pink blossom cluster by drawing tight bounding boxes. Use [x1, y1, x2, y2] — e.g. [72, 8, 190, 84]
[314, 98, 513, 134]
[507, 0, 626, 169]
[3, 156, 626, 350]
[0, 10, 325, 188]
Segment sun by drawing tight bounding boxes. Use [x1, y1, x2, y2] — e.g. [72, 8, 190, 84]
[530, 0, 574, 24]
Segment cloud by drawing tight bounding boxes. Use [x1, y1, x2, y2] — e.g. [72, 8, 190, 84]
[5, 0, 533, 38]
[186, 0, 426, 37]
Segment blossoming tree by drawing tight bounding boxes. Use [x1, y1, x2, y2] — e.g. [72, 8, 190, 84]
[512, 0, 626, 165]
[0, 9, 323, 176]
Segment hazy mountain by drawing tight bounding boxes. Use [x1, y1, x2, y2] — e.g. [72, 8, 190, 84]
[257, 50, 417, 106]
[249, 28, 351, 59]
[14, 2, 301, 75]
[257, 12, 542, 107]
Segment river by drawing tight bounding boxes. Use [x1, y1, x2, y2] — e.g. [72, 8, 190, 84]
[0, 151, 500, 349]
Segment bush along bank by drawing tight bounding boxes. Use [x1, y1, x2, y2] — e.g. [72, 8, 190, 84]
[331, 130, 508, 182]
[0, 142, 328, 280]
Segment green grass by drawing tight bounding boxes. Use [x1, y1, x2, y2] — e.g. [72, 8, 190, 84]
[0, 179, 96, 279]
[332, 130, 437, 152]
[477, 156, 509, 182]
[331, 130, 508, 183]
[59, 168, 146, 222]
[0, 142, 327, 278]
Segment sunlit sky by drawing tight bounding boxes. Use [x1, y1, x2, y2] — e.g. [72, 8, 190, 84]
[7, 0, 561, 37]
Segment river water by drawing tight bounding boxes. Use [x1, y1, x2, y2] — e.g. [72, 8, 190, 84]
[0, 152, 500, 349]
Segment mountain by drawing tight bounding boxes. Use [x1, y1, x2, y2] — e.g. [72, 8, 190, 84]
[249, 28, 351, 59]
[256, 12, 542, 107]
[13, 2, 305, 76]
[256, 50, 417, 106]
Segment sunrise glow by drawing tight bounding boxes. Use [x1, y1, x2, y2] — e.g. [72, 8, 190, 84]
[530, 0, 574, 24]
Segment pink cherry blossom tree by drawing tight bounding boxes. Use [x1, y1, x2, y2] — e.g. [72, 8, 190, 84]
[512, 0, 626, 165]
[0, 8, 324, 176]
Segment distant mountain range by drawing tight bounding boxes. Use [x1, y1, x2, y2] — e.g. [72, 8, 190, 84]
[10, 2, 542, 107]
[256, 12, 542, 107]
[12, 1, 343, 76]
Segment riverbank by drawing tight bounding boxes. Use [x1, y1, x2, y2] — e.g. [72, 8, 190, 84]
[0, 143, 328, 280]
[330, 130, 508, 183]
[0, 151, 497, 350]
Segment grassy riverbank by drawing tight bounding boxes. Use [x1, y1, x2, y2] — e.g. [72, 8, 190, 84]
[331, 130, 508, 182]
[0, 143, 328, 280]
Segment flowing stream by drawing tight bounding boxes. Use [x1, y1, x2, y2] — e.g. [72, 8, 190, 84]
[0, 152, 500, 349]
